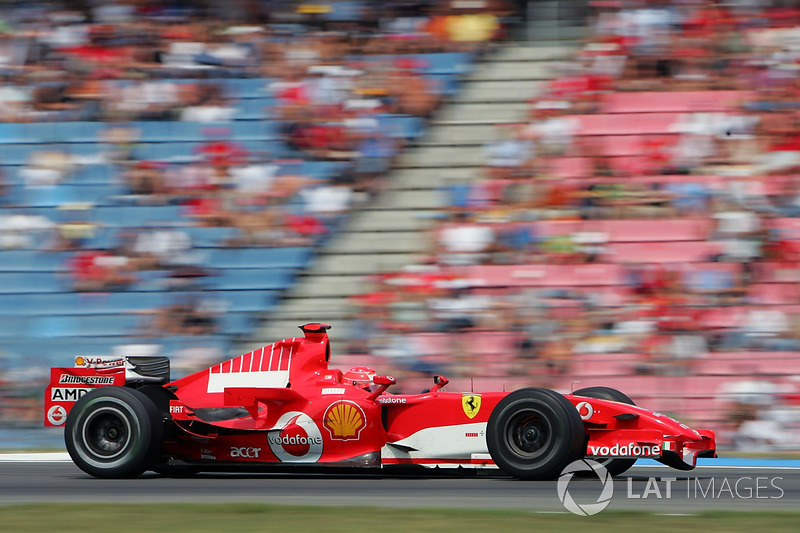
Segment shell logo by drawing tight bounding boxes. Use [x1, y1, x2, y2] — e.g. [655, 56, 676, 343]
[324, 400, 366, 441]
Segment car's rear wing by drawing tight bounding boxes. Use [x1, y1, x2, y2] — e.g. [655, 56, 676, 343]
[44, 355, 170, 427]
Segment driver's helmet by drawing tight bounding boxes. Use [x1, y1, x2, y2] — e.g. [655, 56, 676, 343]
[344, 366, 376, 390]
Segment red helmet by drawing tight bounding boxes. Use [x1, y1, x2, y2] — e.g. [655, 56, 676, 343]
[343, 366, 376, 389]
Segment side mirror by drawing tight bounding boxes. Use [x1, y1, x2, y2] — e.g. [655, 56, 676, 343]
[367, 375, 396, 401]
[373, 375, 396, 386]
[430, 375, 449, 393]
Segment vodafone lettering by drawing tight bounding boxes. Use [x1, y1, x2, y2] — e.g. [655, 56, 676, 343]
[266, 411, 324, 463]
[589, 444, 661, 457]
[268, 435, 323, 446]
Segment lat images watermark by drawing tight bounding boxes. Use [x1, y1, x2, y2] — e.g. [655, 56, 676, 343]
[557, 459, 785, 516]
[557, 459, 614, 516]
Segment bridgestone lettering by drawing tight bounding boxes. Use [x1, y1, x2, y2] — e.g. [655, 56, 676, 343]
[59, 375, 115, 385]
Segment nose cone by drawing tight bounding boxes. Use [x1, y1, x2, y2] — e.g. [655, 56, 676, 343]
[637, 408, 703, 441]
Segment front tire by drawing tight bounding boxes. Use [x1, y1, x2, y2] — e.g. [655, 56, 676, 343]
[65, 387, 163, 478]
[487, 388, 584, 480]
[573, 386, 637, 476]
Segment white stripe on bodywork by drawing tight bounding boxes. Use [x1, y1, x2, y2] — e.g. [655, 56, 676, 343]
[207, 370, 289, 393]
[382, 422, 490, 463]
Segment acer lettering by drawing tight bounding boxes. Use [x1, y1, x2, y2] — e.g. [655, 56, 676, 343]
[230, 447, 261, 458]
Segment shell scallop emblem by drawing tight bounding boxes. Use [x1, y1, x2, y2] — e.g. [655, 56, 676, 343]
[323, 400, 367, 440]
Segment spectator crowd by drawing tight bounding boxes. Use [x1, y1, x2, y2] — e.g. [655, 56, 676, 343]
[344, 0, 800, 448]
[0, 0, 511, 428]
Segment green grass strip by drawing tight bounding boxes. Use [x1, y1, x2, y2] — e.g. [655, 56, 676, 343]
[1, 504, 799, 533]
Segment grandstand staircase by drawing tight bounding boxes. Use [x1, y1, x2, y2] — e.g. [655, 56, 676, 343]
[250, 42, 577, 347]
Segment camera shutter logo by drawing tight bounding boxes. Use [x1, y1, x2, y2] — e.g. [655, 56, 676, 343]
[557, 459, 614, 516]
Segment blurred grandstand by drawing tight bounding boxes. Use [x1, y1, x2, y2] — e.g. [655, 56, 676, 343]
[2, 0, 800, 453]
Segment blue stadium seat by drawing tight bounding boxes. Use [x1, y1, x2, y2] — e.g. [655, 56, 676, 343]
[0, 291, 166, 316]
[33, 314, 143, 337]
[133, 121, 174, 143]
[182, 226, 237, 247]
[66, 143, 105, 158]
[94, 205, 184, 227]
[429, 73, 460, 95]
[0, 250, 70, 272]
[219, 312, 256, 335]
[0, 123, 32, 144]
[54, 122, 105, 143]
[376, 114, 424, 139]
[424, 52, 474, 75]
[26, 122, 59, 143]
[24, 186, 76, 207]
[222, 78, 270, 99]
[212, 289, 278, 312]
[73, 164, 117, 184]
[169, 122, 206, 142]
[234, 98, 273, 120]
[0, 273, 65, 294]
[0, 317, 32, 337]
[214, 268, 293, 290]
[230, 120, 281, 141]
[207, 246, 311, 269]
[0, 143, 37, 165]
[241, 140, 290, 159]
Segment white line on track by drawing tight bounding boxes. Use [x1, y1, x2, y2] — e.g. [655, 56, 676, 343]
[0, 453, 70, 462]
[631, 464, 800, 470]
[2, 453, 800, 470]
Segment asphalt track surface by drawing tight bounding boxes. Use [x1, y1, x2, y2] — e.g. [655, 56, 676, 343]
[1, 457, 799, 513]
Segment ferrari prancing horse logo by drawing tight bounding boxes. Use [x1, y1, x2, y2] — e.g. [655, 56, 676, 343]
[462, 394, 481, 419]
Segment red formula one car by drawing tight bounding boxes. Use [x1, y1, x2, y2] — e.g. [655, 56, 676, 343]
[45, 324, 716, 479]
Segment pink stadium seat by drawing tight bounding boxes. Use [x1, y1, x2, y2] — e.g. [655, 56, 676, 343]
[747, 283, 800, 304]
[754, 262, 800, 283]
[605, 241, 721, 263]
[408, 332, 451, 356]
[569, 353, 647, 377]
[576, 113, 681, 135]
[697, 306, 747, 329]
[769, 218, 800, 239]
[335, 354, 383, 369]
[599, 91, 753, 114]
[695, 352, 800, 376]
[548, 157, 591, 178]
[591, 134, 677, 157]
[455, 263, 627, 287]
[592, 219, 713, 242]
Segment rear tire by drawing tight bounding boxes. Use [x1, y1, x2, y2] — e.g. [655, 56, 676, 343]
[65, 387, 163, 478]
[573, 386, 637, 476]
[487, 388, 584, 480]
